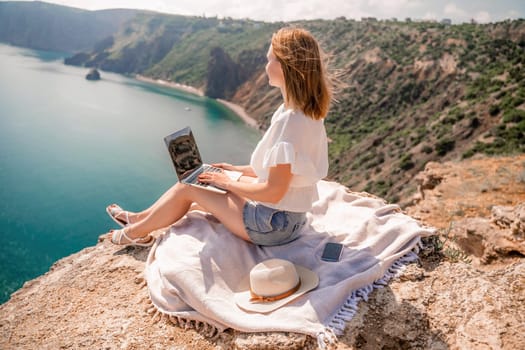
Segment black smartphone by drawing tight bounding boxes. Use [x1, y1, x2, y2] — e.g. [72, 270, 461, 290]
[321, 242, 343, 262]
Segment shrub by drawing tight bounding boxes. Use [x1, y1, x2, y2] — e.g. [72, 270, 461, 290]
[399, 154, 415, 170]
[495, 90, 507, 99]
[422, 145, 433, 154]
[462, 148, 476, 158]
[512, 96, 525, 107]
[489, 104, 501, 116]
[503, 109, 525, 123]
[435, 138, 455, 156]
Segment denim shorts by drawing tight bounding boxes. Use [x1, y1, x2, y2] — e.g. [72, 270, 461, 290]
[242, 201, 307, 246]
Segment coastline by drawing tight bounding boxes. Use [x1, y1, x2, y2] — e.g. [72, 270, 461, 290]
[135, 74, 259, 129]
[135, 74, 204, 97]
[216, 98, 259, 129]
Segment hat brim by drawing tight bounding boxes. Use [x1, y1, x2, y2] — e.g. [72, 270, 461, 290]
[234, 264, 319, 313]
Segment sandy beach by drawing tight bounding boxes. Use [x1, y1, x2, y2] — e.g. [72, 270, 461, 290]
[135, 74, 259, 129]
[216, 98, 259, 128]
[135, 74, 204, 97]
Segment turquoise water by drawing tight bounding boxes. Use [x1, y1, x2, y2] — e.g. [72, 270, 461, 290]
[0, 43, 260, 303]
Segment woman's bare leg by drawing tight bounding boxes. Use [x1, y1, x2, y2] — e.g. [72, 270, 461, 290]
[110, 185, 204, 224]
[110, 191, 213, 228]
[123, 183, 250, 242]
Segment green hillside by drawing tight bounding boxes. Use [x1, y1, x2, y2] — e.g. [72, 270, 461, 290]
[64, 13, 280, 92]
[0, 1, 138, 52]
[301, 19, 525, 202]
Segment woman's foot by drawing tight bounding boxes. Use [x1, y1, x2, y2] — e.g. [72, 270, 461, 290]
[106, 204, 136, 227]
[110, 228, 155, 247]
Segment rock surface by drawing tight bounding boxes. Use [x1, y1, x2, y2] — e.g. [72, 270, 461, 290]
[339, 258, 524, 350]
[406, 154, 525, 269]
[406, 154, 525, 229]
[1, 155, 525, 349]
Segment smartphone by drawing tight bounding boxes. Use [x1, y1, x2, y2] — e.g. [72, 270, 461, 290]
[321, 242, 344, 262]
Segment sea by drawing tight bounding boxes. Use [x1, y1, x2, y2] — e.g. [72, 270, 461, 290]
[0, 43, 261, 303]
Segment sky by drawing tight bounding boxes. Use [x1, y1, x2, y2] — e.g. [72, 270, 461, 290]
[9, 0, 525, 23]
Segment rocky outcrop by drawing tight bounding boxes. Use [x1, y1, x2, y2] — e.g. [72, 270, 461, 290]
[406, 154, 525, 267]
[1, 155, 524, 349]
[1, 229, 523, 350]
[0, 233, 316, 350]
[205, 47, 243, 99]
[339, 257, 524, 350]
[85, 68, 101, 81]
[450, 204, 525, 265]
[205, 47, 267, 100]
[407, 154, 525, 225]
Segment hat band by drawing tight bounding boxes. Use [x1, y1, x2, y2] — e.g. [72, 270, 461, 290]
[249, 279, 301, 303]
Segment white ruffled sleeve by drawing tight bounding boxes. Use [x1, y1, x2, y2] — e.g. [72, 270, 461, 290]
[262, 141, 324, 183]
[262, 141, 295, 168]
[292, 153, 323, 182]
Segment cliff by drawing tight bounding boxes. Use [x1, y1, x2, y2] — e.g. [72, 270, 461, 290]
[1, 4, 524, 347]
[1, 154, 523, 349]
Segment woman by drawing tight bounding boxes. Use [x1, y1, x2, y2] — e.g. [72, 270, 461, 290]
[106, 27, 333, 247]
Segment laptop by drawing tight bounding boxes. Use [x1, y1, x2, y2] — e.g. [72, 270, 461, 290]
[164, 126, 242, 194]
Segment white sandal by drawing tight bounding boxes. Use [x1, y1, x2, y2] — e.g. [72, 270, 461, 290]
[110, 228, 155, 247]
[106, 204, 130, 227]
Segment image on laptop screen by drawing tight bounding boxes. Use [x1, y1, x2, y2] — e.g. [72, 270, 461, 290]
[164, 127, 203, 182]
[164, 126, 241, 194]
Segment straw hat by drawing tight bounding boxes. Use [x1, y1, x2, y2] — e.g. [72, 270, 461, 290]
[234, 258, 319, 313]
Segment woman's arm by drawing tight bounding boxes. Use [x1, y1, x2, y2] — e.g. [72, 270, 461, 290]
[200, 164, 292, 204]
[213, 163, 257, 177]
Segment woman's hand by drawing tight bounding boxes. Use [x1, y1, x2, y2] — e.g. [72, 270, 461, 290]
[198, 170, 232, 190]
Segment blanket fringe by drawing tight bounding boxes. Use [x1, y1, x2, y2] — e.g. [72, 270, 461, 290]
[317, 328, 338, 350]
[326, 240, 422, 336]
[146, 303, 221, 339]
[143, 277, 222, 339]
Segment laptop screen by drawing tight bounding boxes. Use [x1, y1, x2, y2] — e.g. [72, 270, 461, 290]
[164, 127, 204, 181]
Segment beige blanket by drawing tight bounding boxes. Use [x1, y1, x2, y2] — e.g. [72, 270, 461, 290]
[145, 180, 434, 346]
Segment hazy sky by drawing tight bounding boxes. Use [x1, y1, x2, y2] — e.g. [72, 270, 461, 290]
[9, 0, 525, 23]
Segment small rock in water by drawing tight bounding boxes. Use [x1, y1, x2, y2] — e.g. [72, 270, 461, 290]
[86, 68, 101, 81]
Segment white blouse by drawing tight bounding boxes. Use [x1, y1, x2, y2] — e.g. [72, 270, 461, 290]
[250, 104, 329, 212]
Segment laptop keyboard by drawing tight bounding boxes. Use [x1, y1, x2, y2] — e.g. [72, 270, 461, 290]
[185, 165, 222, 186]
[197, 165, 221, 186]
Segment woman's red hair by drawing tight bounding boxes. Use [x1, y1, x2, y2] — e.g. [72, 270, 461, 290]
[271, 27, 333, 120]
